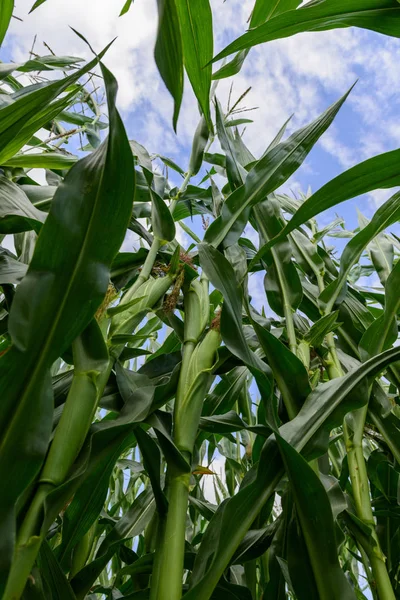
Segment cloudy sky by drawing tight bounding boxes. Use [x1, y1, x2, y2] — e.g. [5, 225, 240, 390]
[2, 0, 400, 305]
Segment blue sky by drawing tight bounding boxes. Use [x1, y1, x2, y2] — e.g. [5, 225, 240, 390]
[2, 0, 400, 305]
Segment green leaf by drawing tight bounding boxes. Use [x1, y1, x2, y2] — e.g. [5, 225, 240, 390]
[0, 64, 134, 589]
[2, 152, 78, 170]
[29, 0, 47, 11]
[199, 411, 270, 437]
[251, 0, 302, 23]
[254, 199, 303, 317]
[360, 259, 400, 358]
[185, 345, 400, 600]
[135, 427, 168, 514]
[211, 0, 301, 80]
[198, 243, 274, 415]
[188, 115, 209, 176]
[0, 55, 84, 79]
[120, 0, 134, 16]
[253, 322, 310, 419]
[320, 191, 400, 312]
[151, 190, 176, 242]
[70, 488, 155, 598]
[215, 99, 246, 190]
[276, 435, 356, 600]
[38, 541, 77, 600]
[155, 0, 183, 131]
[252, 147, 400, 266]
[0, 48, 109, 163]
[205, 87, 352, 248]
[175, 0, 213, 130]
[304, 312, 340, 348]
[212, 0, 400, 64]
[0, 0, 13, 47]
[0, 177, 47, 233]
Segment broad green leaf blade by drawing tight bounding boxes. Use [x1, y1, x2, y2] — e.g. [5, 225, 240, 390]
[0, 177, 47, 233]
[320, 191, 400, 312]
[212, 0, 400, 64]
[0, 90, 78, 164]
[212, 50, 248, 80]
[252, 147, 400, 266]
[205, 86, 352, 248]
[135, 427, 168, 514]
[38, 540, 77, 600]
[151, 190, 176, 242]
[0, 64, 134, 590]
[0, 47, 109, 163]
[155, 0, 184, 131]
[0, 0, 13, 47]
[198, 243, 274, 411]
[186, 345, 400, 600]
[175, 0, 213, 130]
[304, 311, 340, 348]
[360, 260, 400, 358]
[2, 152, 78, 170]
[253, 322, 310, 419]
[70, 488, 155, 598]
[276, 435, 356, 600]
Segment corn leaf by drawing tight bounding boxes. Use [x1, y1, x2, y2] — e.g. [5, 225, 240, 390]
[175, 0, 213, 130]
[0, 64, 134, 589]
[0, 0, 13, 47]
[205, 86, 352, 248]
[155, 0, 183, 131]
[212, 0, 400, 64]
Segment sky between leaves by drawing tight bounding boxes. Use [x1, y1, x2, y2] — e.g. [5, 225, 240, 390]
[2, 0, 400, 305]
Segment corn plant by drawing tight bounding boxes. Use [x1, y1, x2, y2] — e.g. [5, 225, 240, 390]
[1, 1, 400, 599]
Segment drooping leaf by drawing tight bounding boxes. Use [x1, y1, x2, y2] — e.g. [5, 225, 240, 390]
[0, 248, 28, 284]
[38, 540, 77, 600]
[252, 147, 400, 266]
[0, 177, 47, 233]
[276, 435, 356, 600]
[0, 64, 134, 590]
[212, 0, 301, 79]
[198, 243, 274, 416]
[0, 48, 110, 163]
[205, 87, 352, 248]
[70, 488, 155, 598]
[155, 0, 183, 130]
[2, 152, 77, 170]
[320, 191, 400, 312]
[185, 345, 400, 600]
[360, 260, 400, 358]
[253, 322, 310, 419]
[212, 0, 400, 65]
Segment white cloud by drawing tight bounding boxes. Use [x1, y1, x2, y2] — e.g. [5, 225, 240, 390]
[5, 1, 400, 202]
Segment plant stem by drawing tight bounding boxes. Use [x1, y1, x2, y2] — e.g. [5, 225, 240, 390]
[155, 468, 191, 600]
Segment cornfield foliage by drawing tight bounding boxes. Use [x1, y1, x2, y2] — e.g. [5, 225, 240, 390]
[1, 1, 400, 599]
